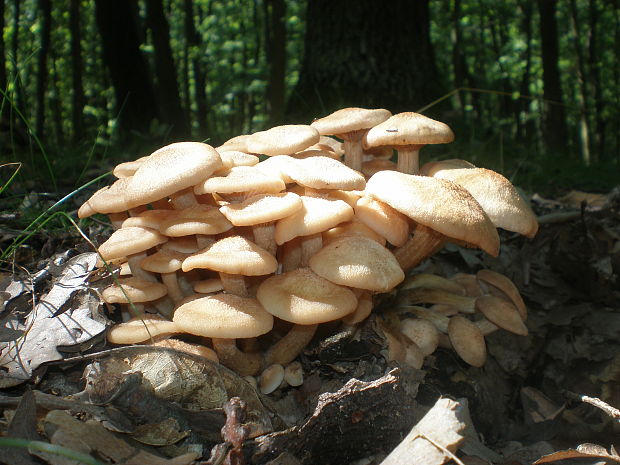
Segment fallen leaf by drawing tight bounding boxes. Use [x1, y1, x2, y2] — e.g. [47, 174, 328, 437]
[534, 443, 620, 464]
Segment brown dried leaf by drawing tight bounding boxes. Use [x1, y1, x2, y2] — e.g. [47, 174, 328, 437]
[534, 443, 620, 464]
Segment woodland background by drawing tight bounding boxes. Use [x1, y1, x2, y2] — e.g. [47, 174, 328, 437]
[1, 0, 619, 196]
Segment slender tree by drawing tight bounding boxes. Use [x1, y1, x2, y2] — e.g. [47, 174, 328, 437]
[0, 0, 7, 103]
[35, 0, 51, 139]
[145, 0, 190, 139]
[538, 0, 569, 155]
[264, 0, 286, 126]
[287, 0, 443, 121]
[94, 0, 158, 140]
[184, 0, 209, 137]
[69, 0, 85, 142]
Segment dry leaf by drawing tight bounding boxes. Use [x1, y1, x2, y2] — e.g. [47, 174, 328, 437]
[534, 443, 620, 464]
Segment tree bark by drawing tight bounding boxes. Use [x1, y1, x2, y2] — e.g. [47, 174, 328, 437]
[264, 0, 286, 127]
[35, 0, 52, 139]
[94, 0, 158, 140]
[537, 0, 569, 155]
[145, 0, 190, 139]
[69, 0, 85, 142]
[287, 0, 443, 122]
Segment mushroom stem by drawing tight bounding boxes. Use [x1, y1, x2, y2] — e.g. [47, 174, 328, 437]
[219, 272, 249, 297]
[342, 130, 366, 172]
[300, 233, 323, 266]
[127, 253, 158, 283]
[393, 225, 446, 272]
[252, 223, 277, 256]
[395, 144, 423, 174]
[161, 272, 184, 303]
[400, 288, 476, 314]
[108, 212, 129, 229]
[263, 324, 318, 366]
[212, 338, 262, 376]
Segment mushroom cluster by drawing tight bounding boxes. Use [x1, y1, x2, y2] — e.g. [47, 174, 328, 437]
[79, 107, 538, 388]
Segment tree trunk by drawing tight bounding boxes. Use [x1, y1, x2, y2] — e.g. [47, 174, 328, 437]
[145, 0, 190, 139]
[568, 0, 592, 165]
[537, 0, 569, 155]
[287, 0, 443, 122]
[35, 0, 51, 139]
[184, 0, 209, 138]
[69, 0, 85, 142]
[517, 1, 535, 142]
[0, 0, 7, 105]
[264, 0, 286, 127]
[588, 0, 605, 160]
[94, 0, 158, 140]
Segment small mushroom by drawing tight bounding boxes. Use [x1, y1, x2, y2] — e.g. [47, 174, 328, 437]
[448, 315, 487, 367]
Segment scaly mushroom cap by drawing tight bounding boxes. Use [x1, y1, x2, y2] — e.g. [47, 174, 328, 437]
[365, 171, 500, 256]
[363, 112, 455, 148]
[195, 166, 285, 195]
[256, 268, 358, 324]
[431, 168, 539, 238]
[173, 293, 274, 338]
[246, 124, 320, 156]
[182, 235, 278, 275]
[254, 155, 299, 184]
[216, 134, 251, 153]
[399, 318, 439, 357]
[159, 205, 233, 237]
[361, 158, 397, 178]
[309, 236, 404, 292]
[121, 209, 175, 230]
[219, 192, 303, 226]
[323, 220, 387, 246]
[286, 156, 366, 191]
[216, 150, 259, 171]
[112, 156, 149, 179]
[107, 315, 179, 344]
[79, 178, 131, 217]
[419, 158, 476, 177]
[311, 107, 392, 138]
[139, 249, 187, 273]
[274, 196, 354, 245]
[124, 142, 223, 208]
[102, 277, 168, 304]
[98, 226, 167, 261]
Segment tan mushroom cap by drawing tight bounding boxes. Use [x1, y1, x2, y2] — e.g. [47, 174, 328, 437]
[107, 316, 179, 344]
[159, 205, 233, 237]
[322, 220, 386, 246]
[354, 196, 409, 247]
[448, 315, 487, 367]
[124, 142, 223, 208]
[419, 158, 476, 177]
[366, 171, 500, 256]
[311, 136, 345, 156]
[399, 318, 439, 357]
[98, 226, 167, 261]
[219, 192, 303, 226]
[216, 134, 251, 152]
[431, 168, 539, 238]
[113, 155, 149, 179]
[254, 155, 299, 184]
[139, 249, 187, 273]
[363, 112, 455, 149]
[286, 156, 366, 191]
[182, 235, 278, 275]
[160, 236, 200, 254]
[311, 107, 392, 138]
[193, 278, 224, 294]
[121, 209, 175, 230]
[361, 158, 397, 178]
[292, 148, 340, 161]
[195, 166, 285, 195]
[246, 124, 320, 156]
[309, 236, 404, 292]
[475, 295, 528, 336]
[217, 150, 259, 170]
[102, 277, 168, 304]
[476, 269, 527, 319]
[173, 293, 274, 338]
[274, 196, 354, 245]
[79, 178, 131, 217]
[257, 268, 358, 325]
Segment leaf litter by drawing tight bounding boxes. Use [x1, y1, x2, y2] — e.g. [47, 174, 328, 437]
[0, 188, 618, 464]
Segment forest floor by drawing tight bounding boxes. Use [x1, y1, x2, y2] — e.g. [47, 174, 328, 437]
[0, 185, 619, 465]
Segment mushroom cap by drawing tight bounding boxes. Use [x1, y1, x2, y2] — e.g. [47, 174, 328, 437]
[431, 168, 539, 238]
[254, 155, 299, 184]
[354, 196, 409, 247]
[365, 171, 499, 256]
[256, 268, 358, 324]
[139, 249, 187, 273]
[219, 192, 303, 226]
[323, 220, 387, 246]
[361, 158, 397, 178]
[160, 236, 200, 254]
[102, 277, 168, 303]
[173, 293, 274, 338]
[182, 235, 278, 275]
[193, 278, 224, 294]
[195, 166, 285, 195]
[217, 150, 259, 171]
[363, 112, 455, 149]
[125, 142, 223, 208]
[98, 226, 167, 260]
[448, 315, 487, 367]
[216, 134, 251, 152]
[475, 295, 528, 336]
[419, 158, 476, 177]
[311, 107, 392, 137]
[80, 178, 131, 217]
[246, 124, 320, 156]
[476, 269, 527, 319]
[159, 205, 233, 237]
[309, 236, 404, 292]
[107, 316, 179, 344]
[274, 196, 354, 245]
[292, 148, 340, 161]
[399, 318, 439, 357]
[112, 156, 149, 179]
[121, 209, 175, 230]
[259, 364, 285, 394]
[286, 156, 366, 191]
